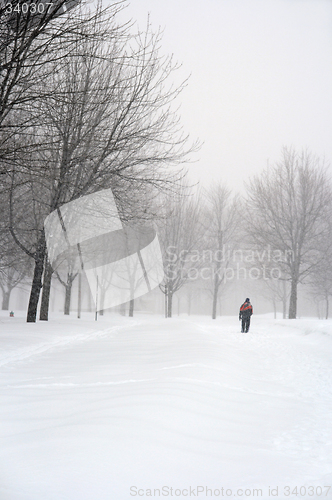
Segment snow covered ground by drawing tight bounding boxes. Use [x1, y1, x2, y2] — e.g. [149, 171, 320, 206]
[0, 311, 331, 500]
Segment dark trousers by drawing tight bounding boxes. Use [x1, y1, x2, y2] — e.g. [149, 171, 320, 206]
[241, 316, 251, 332]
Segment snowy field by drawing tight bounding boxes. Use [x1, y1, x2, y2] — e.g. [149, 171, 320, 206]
[0, 312, 332, 500]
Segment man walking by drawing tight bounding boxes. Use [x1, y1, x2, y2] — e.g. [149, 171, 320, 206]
[239, 298, 253, 333]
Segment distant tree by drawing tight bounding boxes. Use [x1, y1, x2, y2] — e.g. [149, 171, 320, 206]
[158, 185, 205, 318]
[54, 258, 79, 315]
[203, 184, 239, 319]
[256, 272, 289, 319]
[183, 281, 202, 316]
[0, 230, 31, 309]
[246, 147, 332, 318]
[308, 222, 332, 319]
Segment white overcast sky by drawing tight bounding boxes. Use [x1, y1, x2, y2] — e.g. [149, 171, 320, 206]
[116, 0, 332, 190]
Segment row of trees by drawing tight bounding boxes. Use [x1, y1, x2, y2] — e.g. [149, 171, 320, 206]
[2, 144, 332, 320]
[0, 0, 196, 321]
[1, 3, 331, 321]
[157, 148, 332, 319]
[157, 183, 239, 319]
[20, 146, 329, 321]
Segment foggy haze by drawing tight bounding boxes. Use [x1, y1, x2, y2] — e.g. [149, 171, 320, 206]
[117, 0, 332, 190]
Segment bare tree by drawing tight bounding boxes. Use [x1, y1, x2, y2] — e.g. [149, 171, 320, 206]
[0, 229, 31, 309]
[53, 255, 79, 315]
[256, 273, 289, 319]
[183, 281, 202, 316]
[203, 184, 239, 319]
[308, 221, 332, 319]
[158, 184, 205, 318]
[245, 147, 332, 318]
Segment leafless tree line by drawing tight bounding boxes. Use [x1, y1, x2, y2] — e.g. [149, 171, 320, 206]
[1, 1, 331, 321]
[2, 146, 332, 321]
[0, 0, 196, 321]
[157, 148, 332, 319]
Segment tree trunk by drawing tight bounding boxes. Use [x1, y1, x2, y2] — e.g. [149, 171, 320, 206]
[273, 300, 277, 319]
[282, 279, 287, 319]
[1, 290, 11, 310]
[63, 272, 79, 315]
[212, 268, 220, 320]
[87, 285, 92, 312]
[164, 285, 168, 318]
[325, 295, 329, 320]
[27, 235, 46, 323]
[39, 259, 53, 320]
[167, 290, 173, 318]
[64, 281, 72, 315]
[77, 273, 82, 319]
[129, 298, 134, 317]
[212, 294, 218, 319]
[212, 276, 219, 320]
[187, 293, 191, 316]
[288, 278, 297, 319]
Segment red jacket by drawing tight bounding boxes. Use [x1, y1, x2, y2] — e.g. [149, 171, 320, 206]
[239, 301, 253, 319]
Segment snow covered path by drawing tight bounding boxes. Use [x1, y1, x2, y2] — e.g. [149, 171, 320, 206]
[0, 313, 331, 499]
